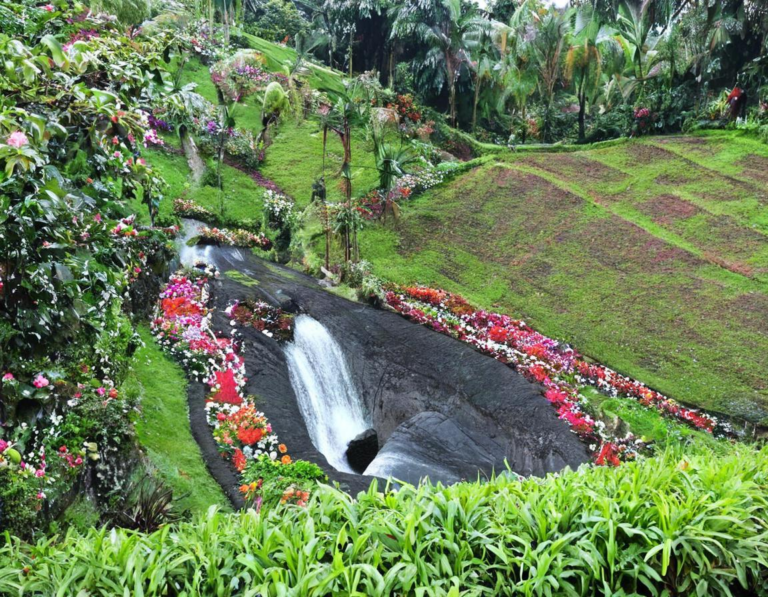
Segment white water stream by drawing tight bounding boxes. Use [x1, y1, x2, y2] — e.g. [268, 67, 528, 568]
[285, 315, 368, 473]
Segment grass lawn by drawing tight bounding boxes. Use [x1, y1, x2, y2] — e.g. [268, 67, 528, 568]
[125, 325, 231, 514]
[357, 133, 768, 424]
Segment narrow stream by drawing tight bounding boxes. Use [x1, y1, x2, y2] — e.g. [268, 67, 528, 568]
[285, 315, 368, 473]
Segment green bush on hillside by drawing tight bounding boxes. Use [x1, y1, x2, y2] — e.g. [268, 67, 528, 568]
[2, 446, 767, 596]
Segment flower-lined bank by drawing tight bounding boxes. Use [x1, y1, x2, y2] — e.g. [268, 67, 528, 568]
[384, 286, 732, 465]
[151, 264, 319, 509]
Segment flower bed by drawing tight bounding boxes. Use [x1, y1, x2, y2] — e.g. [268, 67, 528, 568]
[384, 285, 732, 465]
[151, 264, 307, 508]
[199, 226, 272, 250]
[173, 198, 215, 220]
[225, 299, 294, 342]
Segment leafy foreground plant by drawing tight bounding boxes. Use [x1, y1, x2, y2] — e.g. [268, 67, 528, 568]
[1, 446, 767, 596]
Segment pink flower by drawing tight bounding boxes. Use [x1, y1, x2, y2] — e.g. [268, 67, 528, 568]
[113, 151, 122, 158]
[96, 387, 106, 396]
[33, 374, 49, 388]
[7, 131, 28, 149]
[0, 440, 8, 452]
[44, 4, 55, 12]
[2, 373, 14, 382]
[94, 213, 102, 223]
[134, 267, 142, 274]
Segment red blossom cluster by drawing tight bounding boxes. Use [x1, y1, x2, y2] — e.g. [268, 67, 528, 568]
[386, 94, 422, 123]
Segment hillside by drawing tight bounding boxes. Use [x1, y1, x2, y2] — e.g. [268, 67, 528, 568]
[357, 133, 768, 423]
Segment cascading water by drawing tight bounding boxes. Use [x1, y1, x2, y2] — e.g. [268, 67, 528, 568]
[285, 315, 368, 473]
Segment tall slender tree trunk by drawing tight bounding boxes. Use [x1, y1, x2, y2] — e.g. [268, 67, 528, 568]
[577, 79, 586, 143]
[472, 77, 481, 134]
[388, 47, 395, 88]
[446, 58, 457, 127]
[322, 125, 330, 269]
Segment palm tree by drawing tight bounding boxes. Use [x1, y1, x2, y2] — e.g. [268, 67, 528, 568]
[392, 0, 484, 127]
[493, 0, 538, 143]
[565, 7, 624, 142]
[531, 7, 570, 142]
[466, 18, 497, 134]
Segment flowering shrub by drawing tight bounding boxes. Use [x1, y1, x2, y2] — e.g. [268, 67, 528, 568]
[240, 455, 326, 512]
[385, 286, 732, 464]
[386, 94, 422, 123]
[632, 107, 654, 136]
[226, 300, 294, 342]
[173, 198, 215, 220]
[182, 20, 233, 62]
[199, 227, 272, 250]
[262, 189, 295, 229]
[210, 52, 273, 102]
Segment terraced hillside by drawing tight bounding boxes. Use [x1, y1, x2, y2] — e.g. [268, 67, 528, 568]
[359, 133, 768, 424]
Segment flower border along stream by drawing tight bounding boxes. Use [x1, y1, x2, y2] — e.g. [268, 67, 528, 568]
[151, 262, 309, 508]
[385, 286, 733, 466]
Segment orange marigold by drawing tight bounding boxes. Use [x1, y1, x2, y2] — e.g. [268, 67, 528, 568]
[278, 443, 287, 454]
[281, 455, 292, 465]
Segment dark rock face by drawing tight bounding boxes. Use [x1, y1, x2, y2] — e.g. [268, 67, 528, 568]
[364, 412, 499, 485]
[197, 246, 591, 493]
[346, 428, 379, 474]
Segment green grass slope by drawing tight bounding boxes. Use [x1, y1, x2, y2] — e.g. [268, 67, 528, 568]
[126, 326, 230, 513]
[359, 134, 768, 424]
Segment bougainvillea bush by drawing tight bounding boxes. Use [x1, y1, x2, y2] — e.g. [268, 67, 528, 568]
[385, 286, 732, 466]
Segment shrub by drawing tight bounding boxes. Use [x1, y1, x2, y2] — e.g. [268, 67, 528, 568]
[240, 456, 326, 511]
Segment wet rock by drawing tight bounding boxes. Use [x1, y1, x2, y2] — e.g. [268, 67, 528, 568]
[364, 412, 498, 485]
[346, 428, 379, 473]
[198, 247, 591, 492]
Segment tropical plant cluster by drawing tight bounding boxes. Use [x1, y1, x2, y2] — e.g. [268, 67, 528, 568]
[385, 285, 732, 466]
[299, 0, 768, 143]
[1, 446, 767, 596]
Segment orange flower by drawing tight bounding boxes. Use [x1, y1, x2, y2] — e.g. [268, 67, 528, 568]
[281, 455, 292, 465]
[278, 444, 287, 454]
[239, 484, 249, 494]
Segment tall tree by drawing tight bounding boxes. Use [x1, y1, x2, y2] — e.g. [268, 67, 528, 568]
[391, 0, 484, 127]
[565, 7, 624, 142]
[531, 8, 570, 142]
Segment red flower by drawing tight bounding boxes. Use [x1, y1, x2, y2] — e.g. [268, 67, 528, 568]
[232, 448, 246, 471]
[211, 369, 243, 405]
[237, 426, 263, 445]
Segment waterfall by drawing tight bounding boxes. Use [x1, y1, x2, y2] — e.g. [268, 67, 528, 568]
[285, 315, 368, 473]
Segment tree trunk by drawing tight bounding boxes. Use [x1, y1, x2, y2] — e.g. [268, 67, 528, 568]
[388, 46, 395, 89]
[446, 59, 457, 127]
[577, 81, 586, 143]
[472, 77, 481, 134]
[322, 125, 330, 269]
